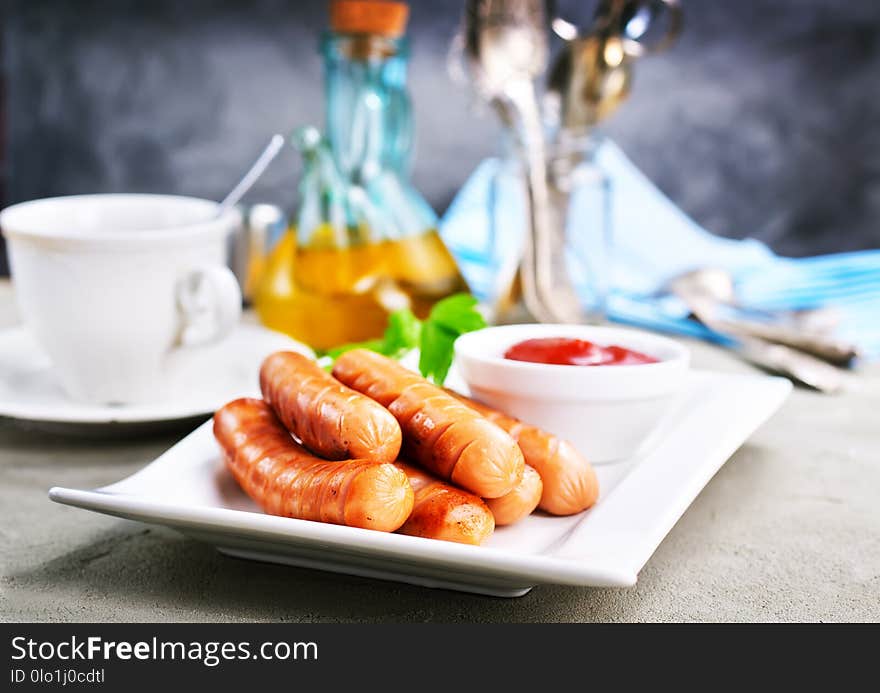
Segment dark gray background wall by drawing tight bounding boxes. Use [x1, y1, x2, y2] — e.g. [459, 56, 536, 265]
[2, 0, 879, 269]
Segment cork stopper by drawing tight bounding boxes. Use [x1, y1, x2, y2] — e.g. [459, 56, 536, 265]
[330, 1, 409, 38]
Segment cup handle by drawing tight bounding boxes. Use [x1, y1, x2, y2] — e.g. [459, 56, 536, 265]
[175, 265, 242, 347]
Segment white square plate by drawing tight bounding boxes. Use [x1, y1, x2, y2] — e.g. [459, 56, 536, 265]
[49, 370, 790, 597]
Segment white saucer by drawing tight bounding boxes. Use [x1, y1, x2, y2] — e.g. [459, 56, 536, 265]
[0, 323, 311, 425]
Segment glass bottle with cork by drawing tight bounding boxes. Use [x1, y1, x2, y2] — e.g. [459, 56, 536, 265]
[255, 0, 467, 350]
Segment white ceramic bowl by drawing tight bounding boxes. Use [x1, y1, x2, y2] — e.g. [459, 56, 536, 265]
[454, 324, 690, 464]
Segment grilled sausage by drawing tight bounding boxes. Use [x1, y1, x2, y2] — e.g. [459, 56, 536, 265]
[484, 465, 543, 525]
[395, 462, 494, 545]
[214, 398, 413, 532]
[447, 390, 599, 515]
[260, 350, 401, 463]
[333, 349, 524, 498]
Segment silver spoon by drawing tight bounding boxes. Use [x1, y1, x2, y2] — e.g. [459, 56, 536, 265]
[545, 0, 682, 136]
[218, 134, 286, 214]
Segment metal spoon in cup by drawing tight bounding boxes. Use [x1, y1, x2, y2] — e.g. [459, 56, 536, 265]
[219, 134, 286, 214]
[178, 133, 286, 325]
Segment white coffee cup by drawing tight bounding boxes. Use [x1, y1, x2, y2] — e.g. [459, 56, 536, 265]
[0, 194, 243, 404]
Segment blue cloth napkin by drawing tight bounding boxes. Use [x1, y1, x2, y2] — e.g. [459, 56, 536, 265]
[440, 139, 880, 359]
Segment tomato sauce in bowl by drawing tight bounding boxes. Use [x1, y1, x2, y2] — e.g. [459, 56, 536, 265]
[454, 324, 690, 463]
[504, 337, 659, 367]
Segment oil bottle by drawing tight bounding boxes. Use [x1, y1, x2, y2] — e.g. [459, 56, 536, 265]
[254, 0, 467, 349]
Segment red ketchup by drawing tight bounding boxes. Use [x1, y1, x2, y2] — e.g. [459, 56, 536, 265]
[504, 337, 659, 367]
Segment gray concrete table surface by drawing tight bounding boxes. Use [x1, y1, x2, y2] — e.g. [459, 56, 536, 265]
[0, 282, 877, 623]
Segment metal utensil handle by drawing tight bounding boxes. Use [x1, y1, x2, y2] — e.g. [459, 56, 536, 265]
[508, 81, 559, 323]
[737, 336, 844, 394]
[712, 317, 860, 367]
[219, 134, 285, 213]
[687, 296, 843, 394]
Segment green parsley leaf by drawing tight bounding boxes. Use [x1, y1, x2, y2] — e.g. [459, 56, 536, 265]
[323, 308, 421, 361]
[418, 321, 457, 386]
[322, 293, 485, 386]
[418, 294, 486, 385]
[383, 308, 422, 356]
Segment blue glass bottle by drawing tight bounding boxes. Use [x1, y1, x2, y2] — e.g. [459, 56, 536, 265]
[255, 6, 466, 349]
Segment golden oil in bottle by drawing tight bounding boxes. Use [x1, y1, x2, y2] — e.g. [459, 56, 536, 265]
[253, 225, 467, 350]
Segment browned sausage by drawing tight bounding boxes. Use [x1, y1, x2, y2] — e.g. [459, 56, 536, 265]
[333, 349, 524, 498]
[214, 398, 413, 532]
[484, 465, 543, 526]
[260, 350, 401, 463]
[395, 462, 494, 545]
[447, 390, 599, 515]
